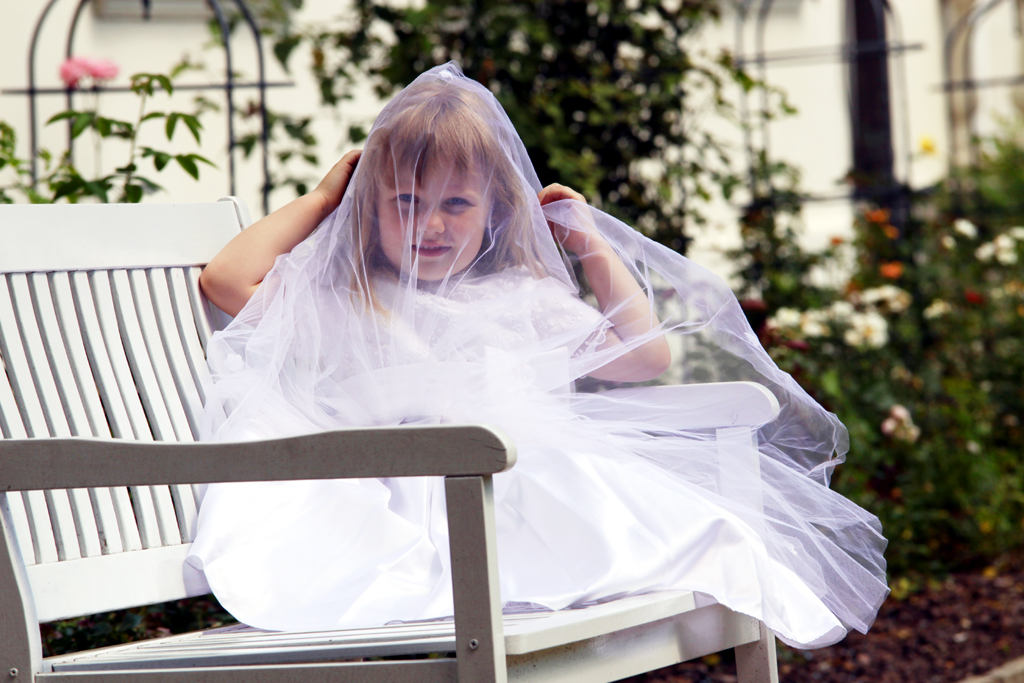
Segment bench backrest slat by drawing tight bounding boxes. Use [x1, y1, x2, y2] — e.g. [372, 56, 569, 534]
[86, 271, 153, 441]
[0, 276, 79, 564]
[0, 199, 245, 621]
[52, 273, 113, 439]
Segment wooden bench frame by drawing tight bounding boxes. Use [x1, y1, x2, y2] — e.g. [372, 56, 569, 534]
[0, 199, 780, 683]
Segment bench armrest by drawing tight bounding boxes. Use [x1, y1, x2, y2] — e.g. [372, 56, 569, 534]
[0, 424, 514, 492]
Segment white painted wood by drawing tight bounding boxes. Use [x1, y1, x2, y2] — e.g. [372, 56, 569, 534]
[110, 270, 177, 442]
[26, 544, 207, 623]
[130, 269, 196, 442]
[0, 275, 52, 438]
[5, 274, 86, 563]
[36, 272, 128, 555]
[0, 344, 29, 440]
[72, 271, 142, 552]
[167, 268, 210, 405]
[28, 273, 91, 437]
[19, 491, 58, 565]
[505, 604, 761, 683]
[85, 487, 125, 556]
[41, 659, 459, 682]
[0, 202, 243, 274]
[218, 196, 254, 231]
[7, 493, 36, 569]
[502, 590, 698, 655]
[147, 269, 204, 438]
[40, 600, 759, 680]
[186, 266, 215, 351]
[0, 492, 43, 680]
[27, 275, 107, 559]
[736, 621, 779, 683]
[446, 476, 506, 683]
[50, 272, 112, 439]
[78, 271, 149, 440]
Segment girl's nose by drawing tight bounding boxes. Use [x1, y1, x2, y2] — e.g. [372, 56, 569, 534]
[421, 208, 445, 237]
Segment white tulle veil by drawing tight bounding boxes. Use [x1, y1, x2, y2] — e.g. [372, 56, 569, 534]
[196, 62, 888, 643]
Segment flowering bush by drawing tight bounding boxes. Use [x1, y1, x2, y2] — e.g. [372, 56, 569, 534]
[736, 158, 1024, 576]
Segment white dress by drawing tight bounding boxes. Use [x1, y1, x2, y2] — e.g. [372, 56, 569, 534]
[186, 270, 851, 648]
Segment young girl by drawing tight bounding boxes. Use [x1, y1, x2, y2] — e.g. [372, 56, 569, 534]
[187, 63, 888, 648]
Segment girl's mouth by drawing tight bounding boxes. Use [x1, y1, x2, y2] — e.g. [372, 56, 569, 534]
[412, 244, 452, 258]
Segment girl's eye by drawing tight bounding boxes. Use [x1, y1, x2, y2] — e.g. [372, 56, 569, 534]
[445, 197, 471, 208]
[398, 194, 416, 203]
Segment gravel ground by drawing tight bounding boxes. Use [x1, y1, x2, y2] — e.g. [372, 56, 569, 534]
[624, 569, 1024, 683]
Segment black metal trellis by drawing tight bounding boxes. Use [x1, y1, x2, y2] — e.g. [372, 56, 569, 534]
[1, 0, 291, 215]
[729, 0, 920, 226]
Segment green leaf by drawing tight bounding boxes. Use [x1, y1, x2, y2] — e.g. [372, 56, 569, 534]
[93, 117, 112, 137]
[181, 114, 202, 144]
[71, 112, 96, 139]
[176, 154, 199, 179]
[274, 34, 303, 72]
[52, 177, 84, 200]
[155, 75, 173, 95]
[153, 151, 172, 171]
[165, 113, 179, 141]
[141, 112, 166, 122]
[82, 180, 110, 203]
[46, 111, 78, 125]
[123, 184, 143, 203]
[348, 125, 367, 143]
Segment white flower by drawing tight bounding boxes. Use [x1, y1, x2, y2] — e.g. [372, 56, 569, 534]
[768, 307, 802, 330]
[844, 311, 888, 349]
[800, 311, 830, 338]
[941, 235, 956, 249]
[861, 285, 912, 312]
[954, 218, 978, 239]
[827, 300, 855, 322]
[976, 242, 997, 262]
[881, 404, 920, 443]
[923, 299, 952, 319]
[1009, 227, 1024, 241]
[994, 234, 1019, 265]
[997, 249, 1019, 265]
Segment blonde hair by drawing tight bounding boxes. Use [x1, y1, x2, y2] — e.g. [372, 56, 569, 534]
[346, 78, 548, 302]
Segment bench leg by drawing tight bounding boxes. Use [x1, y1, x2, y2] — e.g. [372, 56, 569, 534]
[445, 475, 507, 683]
[735, 621, 779, 683]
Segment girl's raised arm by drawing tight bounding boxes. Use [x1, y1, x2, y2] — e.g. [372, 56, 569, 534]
[200, 150, 361, 316]
[538, 184, 672, 383]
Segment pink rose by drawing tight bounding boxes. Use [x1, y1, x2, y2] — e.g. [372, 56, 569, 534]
[59, 57, 90, 88]
[83, 57, 119, 81]
[59, 56, 120, 88]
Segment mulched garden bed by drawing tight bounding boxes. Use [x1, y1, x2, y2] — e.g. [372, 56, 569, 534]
[626, 568, 1024, 683]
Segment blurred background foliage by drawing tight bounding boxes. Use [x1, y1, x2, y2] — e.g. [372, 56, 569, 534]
[258, 0, 768, 252]
[740, 126, 1024, 578]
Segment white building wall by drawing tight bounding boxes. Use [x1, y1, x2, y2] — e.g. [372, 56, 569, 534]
[2, 1, 1023, 281]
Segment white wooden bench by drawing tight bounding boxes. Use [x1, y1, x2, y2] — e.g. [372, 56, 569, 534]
[0, 199, 781, 683]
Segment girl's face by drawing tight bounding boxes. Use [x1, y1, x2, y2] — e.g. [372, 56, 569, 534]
[378, 165, 489, 281]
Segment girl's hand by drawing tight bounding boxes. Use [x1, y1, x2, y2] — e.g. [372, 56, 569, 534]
[538, 183, 605, 257]
[314, 150, 362, 217]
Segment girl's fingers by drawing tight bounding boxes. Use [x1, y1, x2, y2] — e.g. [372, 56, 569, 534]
[538, 183, 587, 206]
[316, 150, 362, 209]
